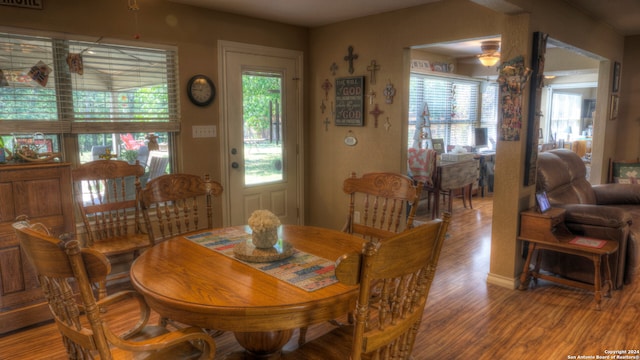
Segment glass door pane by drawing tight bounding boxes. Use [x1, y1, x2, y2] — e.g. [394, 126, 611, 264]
[242, 72, 283, 185]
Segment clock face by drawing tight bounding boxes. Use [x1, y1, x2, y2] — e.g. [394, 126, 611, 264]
[187, 75, 215, 106]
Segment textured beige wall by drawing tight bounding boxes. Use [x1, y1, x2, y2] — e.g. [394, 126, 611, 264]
[619, 36, 640, 160]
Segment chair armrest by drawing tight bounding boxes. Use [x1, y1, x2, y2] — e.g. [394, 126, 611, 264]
[108, 325, 216, 355]
[593, 183, 640, 205]
[97, 290, 151, 338]
[560, 204, 632, 228]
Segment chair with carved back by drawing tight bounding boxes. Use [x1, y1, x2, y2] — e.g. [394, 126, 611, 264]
[72, 159, 152, 299]
[342, 171, 423, 241]
[408, 147, 440, 219]
[139, 173, 223, 244]
[288, 213, 451, 359]
[298, 171, 423, 345]
[13, 219, 216, 360]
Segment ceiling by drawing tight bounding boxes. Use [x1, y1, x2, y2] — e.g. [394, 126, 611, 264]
[169, 0, 640, 35]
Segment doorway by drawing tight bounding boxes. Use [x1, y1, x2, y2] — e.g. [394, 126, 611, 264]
[218, 41, 304, 226]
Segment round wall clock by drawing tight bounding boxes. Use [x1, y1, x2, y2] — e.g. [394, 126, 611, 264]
[187, 74, 215, 106]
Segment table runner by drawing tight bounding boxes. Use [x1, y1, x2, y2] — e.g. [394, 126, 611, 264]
[185, 228, 338, 292]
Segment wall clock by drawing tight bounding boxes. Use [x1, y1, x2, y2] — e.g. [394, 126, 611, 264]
[187, 74, 215, 106]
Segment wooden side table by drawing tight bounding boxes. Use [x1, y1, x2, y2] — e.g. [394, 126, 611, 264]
[518, 208, 618, 310]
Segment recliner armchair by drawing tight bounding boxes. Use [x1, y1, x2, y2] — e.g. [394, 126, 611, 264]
[536, 149, 640, 289]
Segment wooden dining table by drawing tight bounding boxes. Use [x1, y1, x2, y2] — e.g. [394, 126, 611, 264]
[130, 224, 364, 359]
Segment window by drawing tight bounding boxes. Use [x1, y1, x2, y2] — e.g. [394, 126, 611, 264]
[549, 92, 582, 142]
[0, 30, 177, 177]
[408, 73, 495, 151]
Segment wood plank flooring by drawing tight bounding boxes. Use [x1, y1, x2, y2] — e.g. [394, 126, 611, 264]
[1, 194, 639, 359]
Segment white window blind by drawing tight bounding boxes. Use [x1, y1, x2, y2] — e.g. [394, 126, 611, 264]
[409, 73, 481, 150]
[480, 82, 499, 147]
[550, 92, 582, 140]
[0, 31, 179, 134]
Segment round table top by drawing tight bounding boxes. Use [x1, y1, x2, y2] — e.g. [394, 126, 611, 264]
[130, 225, 363, 332]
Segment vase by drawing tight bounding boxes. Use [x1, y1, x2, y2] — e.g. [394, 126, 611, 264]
[252, 227, 278, 248]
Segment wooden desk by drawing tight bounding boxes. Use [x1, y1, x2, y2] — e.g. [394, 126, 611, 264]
[130, 225, 363, 359]
[518, 208, 618, 310]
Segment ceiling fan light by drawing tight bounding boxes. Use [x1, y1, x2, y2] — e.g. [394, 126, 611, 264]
[478, 54, 500, 67]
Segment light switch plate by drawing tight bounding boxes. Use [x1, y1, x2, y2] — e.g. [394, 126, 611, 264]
[192, 125, 216, 138]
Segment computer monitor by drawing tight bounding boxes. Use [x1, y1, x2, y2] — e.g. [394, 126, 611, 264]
[474, 127, 488, 148]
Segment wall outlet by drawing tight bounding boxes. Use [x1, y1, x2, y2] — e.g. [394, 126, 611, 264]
[192, 125, 216, 138]
[354, 211, 360, 224]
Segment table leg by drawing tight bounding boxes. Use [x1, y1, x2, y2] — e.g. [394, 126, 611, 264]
[592, 255, 602, 311]
[519, 243, 536, 290]
[604, 254, 613, 297]
[232, 330, 294, 359]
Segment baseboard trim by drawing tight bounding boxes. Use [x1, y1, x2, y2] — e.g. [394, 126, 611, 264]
[486, 272, 518, 289]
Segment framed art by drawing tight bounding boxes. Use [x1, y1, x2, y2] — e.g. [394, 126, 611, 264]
[612, 61, 621, 93]
[610, 94, 619, 120]
[335, 76, 364, 126]
[431, 138, 445, 154]
[535, 191, 551, 213]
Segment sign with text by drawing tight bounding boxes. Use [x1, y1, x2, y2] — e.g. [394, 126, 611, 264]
[0, 0, 43, 9]
[335, 76, 364, 126]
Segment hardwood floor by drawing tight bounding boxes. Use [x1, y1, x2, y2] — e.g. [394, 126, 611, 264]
[1, 194, 639, 359]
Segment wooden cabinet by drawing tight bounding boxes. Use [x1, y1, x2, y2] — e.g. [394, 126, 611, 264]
[0, 163, 74, 334]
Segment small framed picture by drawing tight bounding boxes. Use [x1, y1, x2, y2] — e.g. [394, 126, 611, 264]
[610, 94, 619, 120]
[535, 191, 551, 213]
[612, 61, 621, 93]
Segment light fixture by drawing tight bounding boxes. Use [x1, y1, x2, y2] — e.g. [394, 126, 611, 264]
[477, 40, 500, 67]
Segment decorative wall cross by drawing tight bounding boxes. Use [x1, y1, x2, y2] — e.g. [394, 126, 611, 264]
[367, 60, 380, 85]
[321, 78, 332, 100]
[369, 103, 384, 128]
[329, 62, 338, 76]
[323, 117, 330, 131]
[366, 89, 376, 104]
[383, 81, 396, 104]
[320, 99, 326, 114]
[384, 117, 391, 131]
[344, 46, 358, 74]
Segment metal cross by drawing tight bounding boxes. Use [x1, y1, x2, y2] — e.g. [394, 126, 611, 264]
[329, 62, 338, 76]
[384, 117, 391, 131]
[367, 60, 380, 85]
[321, 78, 332, 100]
[344, 46, 358, 74]
[320, 100, 326, 114]
[323, 117, 330, 131]
[369, 103, 384, 128]
[383, 81, 396, 104]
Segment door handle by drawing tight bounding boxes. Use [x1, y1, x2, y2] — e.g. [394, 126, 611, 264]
[231, 162, 239, 169]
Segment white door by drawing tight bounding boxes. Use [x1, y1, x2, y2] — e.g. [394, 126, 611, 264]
[219, 42, 303, 226]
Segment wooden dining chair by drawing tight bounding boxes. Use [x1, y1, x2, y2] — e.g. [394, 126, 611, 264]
[408, 147, 440, 219]
[139, 173, 223, 243]
[342, 171, 422, 241]
[72, 159, 152, 299]
[299, 171, 423, 345]
[288, 212, 451, 359]
[12, 219, 216, 360]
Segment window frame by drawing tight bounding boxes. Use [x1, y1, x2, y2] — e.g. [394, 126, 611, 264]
[0, 27, 179, 167]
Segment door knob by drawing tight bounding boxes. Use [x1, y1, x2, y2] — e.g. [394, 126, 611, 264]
[231, 162, 239, 169]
